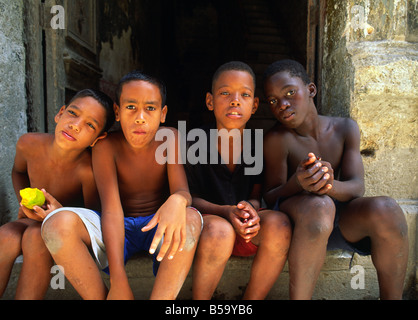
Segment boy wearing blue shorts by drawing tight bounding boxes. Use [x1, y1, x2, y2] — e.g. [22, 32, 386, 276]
[42, 71, 202, 300]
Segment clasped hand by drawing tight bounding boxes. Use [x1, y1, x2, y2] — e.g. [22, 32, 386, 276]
[296, 152, 334, 195]
[228, 201, 260, 243]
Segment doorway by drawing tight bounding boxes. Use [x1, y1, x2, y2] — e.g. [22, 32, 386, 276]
[98, 0, 321, 131]
[25, 0, 320, 133]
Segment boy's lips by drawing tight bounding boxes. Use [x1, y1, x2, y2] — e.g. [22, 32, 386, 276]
[61, 130, 76, 141]
[133, 129, 147, 135]
[226, 109, 243, 119]
[282, 111, 295, 121]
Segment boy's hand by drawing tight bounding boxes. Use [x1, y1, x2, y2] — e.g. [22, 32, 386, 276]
[142, 194, 187, 262]
[296, 153, 333, 194]
[228, 201, 260, 242]
[20, 189, 62, 221]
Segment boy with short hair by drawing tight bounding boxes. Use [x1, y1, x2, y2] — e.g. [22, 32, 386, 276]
[186, 61, 291, 300]
[0, 89, 114, 299]
[42, 71, 202, 300]
[263, 59, 408, 300]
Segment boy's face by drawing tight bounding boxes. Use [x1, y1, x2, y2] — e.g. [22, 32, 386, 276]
[115, 80, 167, 149]
[264, 71, 316, 128]
[54, 96, 107, 150]
[206, 70, 258, 131]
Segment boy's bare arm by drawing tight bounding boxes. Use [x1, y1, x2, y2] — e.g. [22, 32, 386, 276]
[142, 128, 191, 261]
[92, 139, 133, 300]
[79, 164, 101, 211]
[324, 119, 365, 201]
[263, 131, 303, 207]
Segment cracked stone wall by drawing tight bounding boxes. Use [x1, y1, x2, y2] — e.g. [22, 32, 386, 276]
[321, 0, 417, 295]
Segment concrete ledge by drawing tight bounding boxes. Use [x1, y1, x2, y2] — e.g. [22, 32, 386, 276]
[2, 202, 416, 300]
[1, 250, 380, 300]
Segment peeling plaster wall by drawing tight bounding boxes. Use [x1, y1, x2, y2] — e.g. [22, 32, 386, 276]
[0, 0, 26, 223]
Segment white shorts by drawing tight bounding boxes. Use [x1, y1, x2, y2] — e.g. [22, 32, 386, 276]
[42, 207, 108, 269]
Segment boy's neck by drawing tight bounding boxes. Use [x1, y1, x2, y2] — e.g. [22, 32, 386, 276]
[50, 137, 87, 163]
[294, 103, 321, 139]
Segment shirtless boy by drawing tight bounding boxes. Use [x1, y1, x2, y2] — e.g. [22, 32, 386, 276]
[42, 71, 202, 300]
[0, 89, 114, 299]
[263, 59, 408, 299]
[186, 61, 291, 300]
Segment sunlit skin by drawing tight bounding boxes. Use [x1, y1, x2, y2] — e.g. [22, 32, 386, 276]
[263, 69, 408, 300]
[191, 68, 291, 300]
[0, 96, 108, 299]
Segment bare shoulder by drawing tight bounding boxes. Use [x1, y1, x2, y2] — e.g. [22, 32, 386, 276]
[16, 133, 52, 155]
[17, 132, 51, 146]
[264, 123, 292, 146]
[93, 130, 122, 153]
[327, 116, 360, 138]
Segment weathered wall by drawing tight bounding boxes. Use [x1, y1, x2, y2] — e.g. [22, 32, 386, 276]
[322, 0, 417, 295]
[0, 0, 26, 224]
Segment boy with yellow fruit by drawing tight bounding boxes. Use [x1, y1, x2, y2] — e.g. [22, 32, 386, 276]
[0, 89, 115, 299]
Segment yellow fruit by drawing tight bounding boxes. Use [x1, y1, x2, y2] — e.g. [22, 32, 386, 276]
[20, 188, 45, 210]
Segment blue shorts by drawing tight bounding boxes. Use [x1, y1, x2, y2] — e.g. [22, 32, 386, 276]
[102, 213, 161, 276]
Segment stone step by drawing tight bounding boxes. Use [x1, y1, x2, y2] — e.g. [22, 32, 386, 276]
[2, 250, 381, 300]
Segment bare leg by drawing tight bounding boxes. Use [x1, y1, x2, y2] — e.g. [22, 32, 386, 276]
[15, 222, 53, 300]
[243, 210, 291, 300]
[280, 194, 335, 300]
[41, 211, 107, 300]
[0, 219, 35, 297]
[338, 196, 408, 300]
[192, 215, 235, 300]
[151, 208, 202, 300]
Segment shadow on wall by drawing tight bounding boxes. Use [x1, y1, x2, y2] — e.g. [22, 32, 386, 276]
[0, 180, 13, 225]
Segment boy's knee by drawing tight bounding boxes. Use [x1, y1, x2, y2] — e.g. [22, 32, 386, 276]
[365, 197, 407, 238]
[183, 208, 203, 251]
[0, 223, 24, 251]
[297, 196, 335, 239]
[201, 216, 235, 244]
[41, 211, 78, 254]
[261, 210, 292, 236]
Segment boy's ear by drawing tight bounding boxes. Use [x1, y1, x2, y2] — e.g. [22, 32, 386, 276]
[252, 97, 260, 114]
[308, 83, 317, 98]
[160, 105, 168, 123]
[90, 132, 108, 148]
[206, 92, 214, 111]
[113, 103, 120, 122]
[54, 106, 66, 123]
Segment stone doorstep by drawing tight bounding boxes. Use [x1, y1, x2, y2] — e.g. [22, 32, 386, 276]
[3, 250, 381, 300]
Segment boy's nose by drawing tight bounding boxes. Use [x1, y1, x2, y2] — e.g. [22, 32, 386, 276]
[135, 118, 146, 124]
[69, 123, 80, 132]
[279, 100, 290, 111]
[230, 95, 241, 106]
[135, 113, 146, 124]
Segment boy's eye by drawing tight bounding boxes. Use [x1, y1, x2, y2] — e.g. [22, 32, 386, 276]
[287, 90, 296, 96]
[146, 106, 156, 111]
[220, 92, 229, 96]
[269, 99, 277, 105]
[126, 105, 136, 110]
[68, 109, 77, 116]
[242, 93, 251, 97]
[87, 123, 96, 130]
